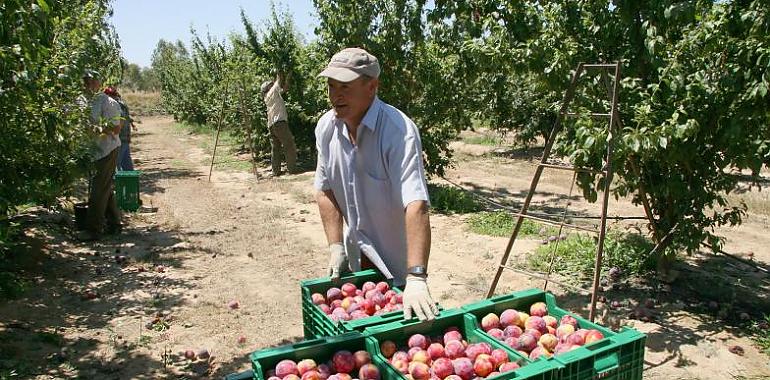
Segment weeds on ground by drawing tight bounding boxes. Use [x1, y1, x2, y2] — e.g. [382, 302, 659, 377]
[524, 230, 655, 281]
[750, 314, 770, 356]
[428, 184, 483, 214]
[466, 210, 557, 237]
[464, 134, 503, 146]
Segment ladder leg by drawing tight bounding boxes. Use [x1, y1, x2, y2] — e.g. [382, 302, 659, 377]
[487, 64, 585, 298]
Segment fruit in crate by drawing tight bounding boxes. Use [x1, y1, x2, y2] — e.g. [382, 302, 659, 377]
[312, 282, 403, 321]
[378, 328, 526, 379]
[478, 302, 609, 358]
[267, 351, 380, 380]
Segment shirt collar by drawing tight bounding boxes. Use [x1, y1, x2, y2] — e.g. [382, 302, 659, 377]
[360, 96, 382, 132]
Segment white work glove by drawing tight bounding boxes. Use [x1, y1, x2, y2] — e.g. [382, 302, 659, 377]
[327, 243, 350, 281]
[402, 274, 440, 321]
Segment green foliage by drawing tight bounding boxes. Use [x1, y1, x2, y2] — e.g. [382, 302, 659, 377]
[119, 61, 159, 91]
[427, 184, 482, 214]
[750, 314, 770, 356]
[430, 1, 770, 257]
[463, 134, 502, 147]
[466, 210, 555, 238]
[0, 0, 120, 248]
[525, 231, 656, 281]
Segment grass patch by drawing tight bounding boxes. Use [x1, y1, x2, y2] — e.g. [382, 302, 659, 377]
[750, 314, 770, 356]
[173, 122, 255, 172]
[463, 134, 503, 146]
[122, 91, 164, 116]
[524, 230, 655, 281]
[466, 210, 557, 237]
[428, 184, 483, 214]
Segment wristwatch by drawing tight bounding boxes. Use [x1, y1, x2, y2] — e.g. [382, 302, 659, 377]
[407, 265, 428, 276]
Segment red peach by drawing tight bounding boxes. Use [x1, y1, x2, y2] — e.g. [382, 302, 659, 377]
[359, 299, 376, 315]
[481, 313, 501, 331]
[498, 362, 520, 373]
[268, 377, 282, 380]
[392, 351, 409, 362]
[297, 359, 317, 375]
[487, 328, 504, 340]
[542, 315, 557, 329]
[375, 281, 390, 293]
[276, 359, 299, 378]
[330, 299, 343, 309]
[391, 359, 409, 374]
[408, 333, 430, 350]
[317, 364, 331, 379]
[490, 349, 508, 367]
[228, 300, 240, 309]
[445, 376, 463, 380]
[559, 315, 579, 329]
[358, 363, 380, 380]
[408, 346, 423, 360]
[555, 324, 575, 340]
[445, 340, 466, 359]
[336, 374, 352, 380]
[184, 349, 196, 360]
[517, 333, 538, 352]
[539, 334, 558, 351]
[503, 337, 517, 349]
[567, 332, 585, 346]
[529, 346, 552, 360]
[311, 293, 326, 305]
[444, 330, 463, 343]
[452, 357, 474, 380]
[341, 297, 354, 310]
[319, 304, 332, 315]
[503, 325, 522, 339]
[332, 351, 356, 374]
[499, 309, 521, 328]
[516, 312, 529, 328]
[529, 302, 548, 317]
[350, 310, 369, 320]
[409, 361, 431, 380]
[283, 375, 301, 380]
[354, 350, 371, 368]
[327, 288, 343, 302]
[524, 316, 547, 333]
[341, 283, 357, 297]
[301, 371, 321, 380]
[547, 326, 556, 335]
[384, 290, 397, 301]
[427, 342, 445, 359]
[431, 357, 454, 378]
[584, 329, 604, 344]
[362, 281, 377, 292]
[411, 350, 431, 364]
[524, 328, 542, 341]
[380, 340, 397, 358]
[473, 354, 495, 377]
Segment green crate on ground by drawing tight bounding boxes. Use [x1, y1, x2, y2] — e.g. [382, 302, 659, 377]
[301, 269, 410, 339]
[363, 308, 561, 380]
[553, 328, 645, 380]
[461, 289, 645, 380]
[114, 170, 141, 211]
[250, 332, 390, 380]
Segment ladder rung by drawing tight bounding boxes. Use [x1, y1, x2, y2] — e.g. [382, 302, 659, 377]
[514, 212, 600, 234]
[539, 163, 606, 176]
[583, 64, 618, 69]
[498, 265, 591, 295]
[563, 112, 611, 118]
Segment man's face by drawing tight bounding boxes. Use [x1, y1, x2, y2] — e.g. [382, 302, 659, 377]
[327, 76, 378, 124]
[85, 78, 101, 92]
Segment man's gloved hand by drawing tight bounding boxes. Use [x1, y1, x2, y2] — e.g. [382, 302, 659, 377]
[402, 274, 439, 321]
[327, 243, 350, 281]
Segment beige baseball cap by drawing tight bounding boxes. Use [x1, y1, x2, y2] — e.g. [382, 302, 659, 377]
[318, 47, 380, 82]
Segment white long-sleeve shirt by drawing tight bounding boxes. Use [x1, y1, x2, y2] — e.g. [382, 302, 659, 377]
[263, 81, 288, 125]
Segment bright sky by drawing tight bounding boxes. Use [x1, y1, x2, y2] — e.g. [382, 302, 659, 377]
[111, 0, 318, 68]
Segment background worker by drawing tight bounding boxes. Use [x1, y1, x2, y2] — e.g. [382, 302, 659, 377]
[261, 74, 297, 176]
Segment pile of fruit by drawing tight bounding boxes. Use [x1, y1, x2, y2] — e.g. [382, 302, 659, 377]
[311, 281, 404, 321]
[266, 350, 381, 380]
[378, 329, 522, 380]
[478, 302, 605, 360]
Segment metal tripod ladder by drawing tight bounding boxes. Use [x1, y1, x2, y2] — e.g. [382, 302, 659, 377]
[487, 62, 622, 322]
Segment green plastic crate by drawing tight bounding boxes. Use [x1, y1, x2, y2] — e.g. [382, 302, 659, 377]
[301, 269, 410, 339]
[363, 308, 561, 380]
[250, 332, 390, 380]
[461, 289, 645, 380]
[114, 170, 141, 211]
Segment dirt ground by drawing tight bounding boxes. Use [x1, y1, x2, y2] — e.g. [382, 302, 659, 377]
[1, 116, 769, 379]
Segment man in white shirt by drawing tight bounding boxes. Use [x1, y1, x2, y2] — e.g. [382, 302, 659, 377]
[261, 75, 297, 176]
[80, 70, 123, 240]
[314, 48, 439, 321]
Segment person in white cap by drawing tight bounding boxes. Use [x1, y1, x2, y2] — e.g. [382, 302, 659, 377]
[261, 74, 297, 176]
[314, 47, 439, 321]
